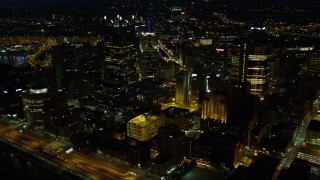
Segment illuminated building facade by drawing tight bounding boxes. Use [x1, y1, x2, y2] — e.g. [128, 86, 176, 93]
[138, 48, 160, 80]
[180, 46, 229, 80]
[297, 119, 320, 166]
[305, 119, 320, 146]
[201, 92, 227, 123]
[139, 32, 158, 51]
[22, 84, 51, 132]
[190, 74, 202, 108]
[46, 108, 81, 138]
[138, 36, 161, 80]
[205, 76, 254, 125]
[127, 113, 164, 141]
[175, 70, 190, 105]
[105, 42, 138, 83]
[229, 42, 247, 82]
[89, 80, 127, 111]
[300, 49, 320, 94]
[307, 49, 320, 68]
[246, 44, 270, 99]
[138, 15, 161, 80]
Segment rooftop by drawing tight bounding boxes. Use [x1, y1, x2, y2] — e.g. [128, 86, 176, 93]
[307, 119, 320, 132]
[129, 113, 159, 126]
[161, 104, 198, 113]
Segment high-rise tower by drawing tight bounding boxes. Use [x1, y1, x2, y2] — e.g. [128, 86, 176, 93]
[104, 42, 138, 83]
[201, 92, 227, 123]
[246, 43, 270, 99]
[137, 14, 161, 81]
[175, 70, 190, 105]
[22, 82, 51, 132]
[229, 40, 247, 82]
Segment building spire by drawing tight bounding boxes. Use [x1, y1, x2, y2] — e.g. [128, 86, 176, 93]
[147, 13, 151, 33]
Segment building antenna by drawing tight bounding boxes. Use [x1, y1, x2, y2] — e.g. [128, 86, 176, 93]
[147, 13, 151, 33]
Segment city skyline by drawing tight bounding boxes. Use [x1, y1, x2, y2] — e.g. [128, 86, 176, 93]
[0, 0, 320, 180]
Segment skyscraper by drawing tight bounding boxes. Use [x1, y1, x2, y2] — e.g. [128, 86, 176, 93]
[175, 70, 190, 105]
[246, 43, 270, 99]
[138, 32, 160, 80]
[299, 48, 320, 94]
[190, 74, 205, 108]
[137, 13, 161, 81]
[201, 92, 227, 123]
[229, 41, 247, 82]
[104, 42, 138, 83]
[22, 83, 51, 132]
[103, 14, 139, 83]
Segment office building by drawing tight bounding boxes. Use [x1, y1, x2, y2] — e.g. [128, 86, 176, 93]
[246, 43, 270, 99]
[300, 48, 320, 94]
[161, 106, 196, 131]
[175, 70, 190, 105]
[127, 113, 164, 141]
[22, 83, 51, 132]
[229, 41, 247, 82]
[157, 125, 184, 164]
[201, 92, 227, 123]
[190, 74, 204, 108]
[191, 132, 244, 168]
[297, 118, 320, 166]
[104, 42, 138, 83]
[138, 42, 161, 80]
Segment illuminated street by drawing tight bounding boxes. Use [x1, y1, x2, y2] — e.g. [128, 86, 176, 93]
[0, 122, 136, 180]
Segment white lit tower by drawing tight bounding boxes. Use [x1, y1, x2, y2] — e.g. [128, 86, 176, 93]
[246, 43, 270, 99]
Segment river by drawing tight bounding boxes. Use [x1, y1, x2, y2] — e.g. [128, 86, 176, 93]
[0, 55, 26, 67]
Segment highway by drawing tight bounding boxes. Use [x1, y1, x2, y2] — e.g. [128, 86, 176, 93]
[281, 113, 313, 167]
[0, 123, 136, 180]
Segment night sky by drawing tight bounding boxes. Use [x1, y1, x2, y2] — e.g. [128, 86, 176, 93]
[1, 0, 319, 13]
[2, 0, 319, 6]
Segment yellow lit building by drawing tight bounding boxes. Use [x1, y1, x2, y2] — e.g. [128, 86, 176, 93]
[127, 113, 164, 141]
[201, 92, 227, 123]
[175, 70, 190, 105]
[246, 44, 270, 99]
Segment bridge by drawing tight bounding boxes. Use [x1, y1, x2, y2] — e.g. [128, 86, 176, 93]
[158, 40, 181, 65]
[24, 38, 57, 68]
